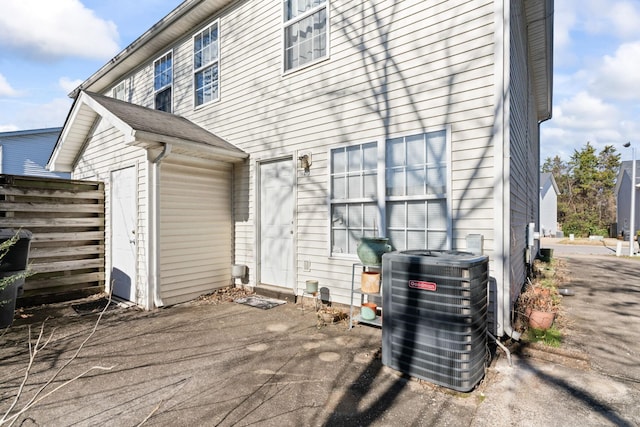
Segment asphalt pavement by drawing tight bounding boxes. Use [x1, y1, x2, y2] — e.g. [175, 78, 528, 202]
[1, 241, 639, 426]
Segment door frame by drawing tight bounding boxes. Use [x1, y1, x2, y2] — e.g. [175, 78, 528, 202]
[255, 155, 297, 290]
[110, 164, 138, 302]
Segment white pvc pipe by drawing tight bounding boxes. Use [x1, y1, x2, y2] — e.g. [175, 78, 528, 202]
[630, 147, 636, 256]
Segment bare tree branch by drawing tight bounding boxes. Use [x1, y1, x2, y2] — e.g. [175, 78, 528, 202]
[1, 293, 115, 426]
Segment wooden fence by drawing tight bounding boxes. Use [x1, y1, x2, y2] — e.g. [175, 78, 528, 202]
[0, 174, 105, 304]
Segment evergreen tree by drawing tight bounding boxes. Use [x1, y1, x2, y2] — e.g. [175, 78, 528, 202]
[542, 142, 621, 237]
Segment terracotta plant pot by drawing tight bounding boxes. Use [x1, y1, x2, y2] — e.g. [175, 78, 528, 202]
[360, 271, 380, 294]
[361, 302, 377, 320]
[526, 307, 556, 329]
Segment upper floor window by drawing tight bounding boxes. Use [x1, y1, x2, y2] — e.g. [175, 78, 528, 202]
[194, 22, 219, 107]
[112, 80, 128, 101]
[330, 129, 450, 256]
[154, 52, 172, 112]
[283, 0, 328, 72]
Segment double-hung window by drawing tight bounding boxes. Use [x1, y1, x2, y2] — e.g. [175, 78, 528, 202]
[154, 52, 172, 112]
[194, 22, 219, 107]
[330, 129, 449, 256]
[283, 0, 328, 71]
[112, 80, 127, 101]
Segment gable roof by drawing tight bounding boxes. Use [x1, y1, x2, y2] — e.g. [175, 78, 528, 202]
[0, 127, 62, 138]
[48, 91, 247, 172]
[71, 0, 234, 98]
[540, 172, 559, 196]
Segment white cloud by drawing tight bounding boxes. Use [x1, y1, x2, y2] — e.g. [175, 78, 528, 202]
[553, 92, 619, 131]
[0, 0, 120, 61]
[591, 42, 640, 100]
[605, 2, 640, 39]
[0, 124, 20, 132]
[568, 0, 640, 39]
[0, 97, 72, 131]
[59, 77, 84, 94]
[0, 74, 19, 97]
[541, 91, 633, 160]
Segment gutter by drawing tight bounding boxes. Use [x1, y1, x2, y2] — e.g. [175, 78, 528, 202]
[149, 143, 172, 309]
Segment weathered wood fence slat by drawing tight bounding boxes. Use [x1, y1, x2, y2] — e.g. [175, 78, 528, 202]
[0, 174, 105, 305]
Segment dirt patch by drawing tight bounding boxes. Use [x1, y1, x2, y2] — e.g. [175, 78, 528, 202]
[191, 286, 255, 305]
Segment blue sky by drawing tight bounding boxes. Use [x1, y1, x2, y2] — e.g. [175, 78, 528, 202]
[1, 0, 639, 162]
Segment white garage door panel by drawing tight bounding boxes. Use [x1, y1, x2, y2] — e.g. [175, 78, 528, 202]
[159, 161, 232, 306]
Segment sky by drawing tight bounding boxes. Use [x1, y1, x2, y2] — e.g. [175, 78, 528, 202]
[0, 0, 639, 162]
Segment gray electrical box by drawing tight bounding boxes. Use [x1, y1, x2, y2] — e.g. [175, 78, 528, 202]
[465, 234, 484, 255]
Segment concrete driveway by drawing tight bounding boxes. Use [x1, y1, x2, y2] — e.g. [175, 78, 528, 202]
[1, 250, 639, 426]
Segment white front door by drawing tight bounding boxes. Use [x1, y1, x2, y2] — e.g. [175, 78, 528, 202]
[259, 159, 294, 289]
[111, 166, 137, 301]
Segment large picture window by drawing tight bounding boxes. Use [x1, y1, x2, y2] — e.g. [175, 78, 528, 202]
[154, 52, 172, 112]
[330, 130, 449, 256]
[194, 22, 219, 106]
[283, 0, 328, 71]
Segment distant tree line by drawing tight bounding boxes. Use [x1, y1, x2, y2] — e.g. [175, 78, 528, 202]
[542, 142, 621, 237]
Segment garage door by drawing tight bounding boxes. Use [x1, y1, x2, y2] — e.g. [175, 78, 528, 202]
[159, 159, 232, 305]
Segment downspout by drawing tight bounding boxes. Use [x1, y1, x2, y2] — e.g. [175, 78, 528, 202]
[149, 143, 172, 308]
[495, 0, 521, 341]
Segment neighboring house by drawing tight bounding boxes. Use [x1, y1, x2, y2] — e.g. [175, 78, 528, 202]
[48, 0, 553, 339]
[615, 160, 640, 239]
[0, 128, 69, 178]
[539, 172, 559, 237]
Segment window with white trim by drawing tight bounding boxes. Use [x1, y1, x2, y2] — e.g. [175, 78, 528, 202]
[283, 0, 328, 71]
[154, 52, 172, 112]
[330, 142, 378, 254]
[112, 81, 127, 101]
[330, 130, 449, 255]
[194, 22, 219, 106]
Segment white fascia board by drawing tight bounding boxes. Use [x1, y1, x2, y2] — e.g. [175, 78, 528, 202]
[130, 130, 248, 162]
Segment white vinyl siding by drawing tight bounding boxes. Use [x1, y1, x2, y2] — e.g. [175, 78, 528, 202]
[0, 129, 68, 178]
[508, 0, 540, 301]
[159, 160, 232, 306]
[283, 0, 328, 71]
[72, 120, 149, 306]
[193, 21, 220, 107]
[96, 0, 500, 306]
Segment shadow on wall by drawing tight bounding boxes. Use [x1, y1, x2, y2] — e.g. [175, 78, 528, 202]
[111, 267, 132, 300]
[319, 286, 331, 306]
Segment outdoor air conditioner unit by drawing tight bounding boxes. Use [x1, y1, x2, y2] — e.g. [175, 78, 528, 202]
[381, 250, 489, 392]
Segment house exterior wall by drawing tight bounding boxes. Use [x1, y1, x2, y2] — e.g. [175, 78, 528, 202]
[507, 0, 540, 305]
[540, 177, 558, 237]
[103, 0, 500, 305]
[77, 0, 549, 324]
[0, 128, 69, 178]
[616, 162, 640, 238]
[159, 157, 233, 305]
[73, 119, 150, 306]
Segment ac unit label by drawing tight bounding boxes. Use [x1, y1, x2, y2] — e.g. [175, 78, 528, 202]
[409, 280, 437, 291]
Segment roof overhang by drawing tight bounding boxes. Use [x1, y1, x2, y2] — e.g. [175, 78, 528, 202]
[70, 0, 235, 98]
[48, 91, 247, 172]
[525, 0, 554, 122]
